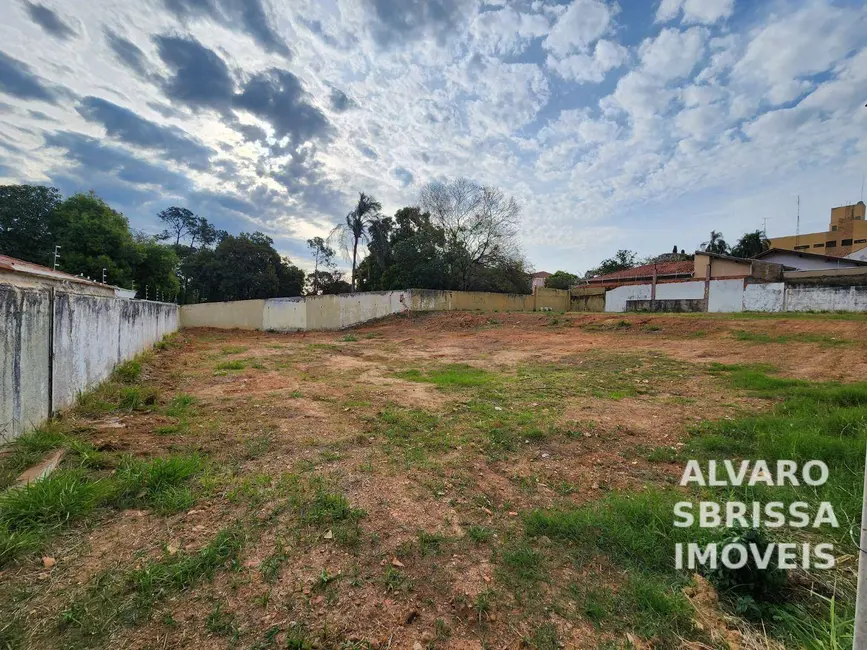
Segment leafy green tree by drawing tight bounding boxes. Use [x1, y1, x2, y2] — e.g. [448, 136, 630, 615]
[544, 270, 578, 289]
[586, 250, 637, 278]
[157, 206, 197, 247]
[308, 270, 351, 295]
[49, 192, 139, 286]
[133, 236, 180, 299]
[331, 192, 382, 291]
[307, 236, 336, 294]
[730, 230, 770, 258]
[0, 184, 62, 264]
[701, 231, 730, 255]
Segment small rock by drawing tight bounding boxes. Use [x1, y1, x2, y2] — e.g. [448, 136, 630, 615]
[42, 557, 56, 569]
[413, 643, 424, 650]
[166, 545, 178, 556]
[391, 557, 405, 568]
[541, 453, 550, 459]
[323, 530, 333, 540]
[508, 511, 518, 517]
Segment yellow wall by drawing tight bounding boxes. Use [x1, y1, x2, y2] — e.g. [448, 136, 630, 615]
[180, 300, 265, 329]
[693, 254, 751, 279]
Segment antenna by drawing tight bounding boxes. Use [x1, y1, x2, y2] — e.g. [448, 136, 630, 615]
[762, 217, 771, 239]
[861, 174, 865, 202]
[795, 195, 800, 247]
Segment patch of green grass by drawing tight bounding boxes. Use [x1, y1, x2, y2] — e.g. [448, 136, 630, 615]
[260, 541, 288, 583]
[527, 622, 559, 650]
[60, 526, 245, 640]
[383, 565, 412, 593]
[417, 530, 445, 556]
[0, 425, 68, 486]
[220, 345, 249, 355]
[205, 602, 239, 638]
[732, 329, 851, 346]
[112, 359, 142, 383]
[109, 454, 203, 513]
[340, 334, 358, 342]
[396, 363, 492, 388]
[0, 470, 103, 534]
[215, 359, 245, 371]
[498, 542, 546, 589]
[467, 525, 493, 544]
[164, 394, 195, 417]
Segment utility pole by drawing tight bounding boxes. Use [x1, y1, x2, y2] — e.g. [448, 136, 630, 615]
[795, 196, 800, 248]
[52, 245, 61, 270]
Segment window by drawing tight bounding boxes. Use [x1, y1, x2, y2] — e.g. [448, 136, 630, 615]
[831, 225, 838, 231]
[826, 241, 837, 248]
[794, 245, 810, 250]
[842, 239, 853, 246]
[855, 239, 867, 244]
[813, 243, 825, 247]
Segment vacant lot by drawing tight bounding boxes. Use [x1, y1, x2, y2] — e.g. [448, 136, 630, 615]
[1, 311, 865, 649]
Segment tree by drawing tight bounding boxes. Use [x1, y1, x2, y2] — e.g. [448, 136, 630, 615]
[307, 236, 335, 294]
[308, 270, 351, 295]
[586, 250, 637, 278]
[49, 192, 139, 286]
[701, 231, 729, 255]
[730, 230, 770, 258]
[545, 270, 579, 289]
[420, 178, 522, 291]
[133, 236, 180, 299]
[0, 184, 62, 264]
[157, 206, 197, 247]
[330, 192, 382, 292]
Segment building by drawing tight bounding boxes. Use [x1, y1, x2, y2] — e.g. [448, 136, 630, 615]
[530, 271, 552, 292]
[586, 260, 694, 287]
[0, 254, 132, 298]
[769, 201, 867, 257]
[754, 247, 867, 271]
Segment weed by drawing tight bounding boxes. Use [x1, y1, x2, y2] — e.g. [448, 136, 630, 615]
[468, 525, 493, 544]
[499, 542, 545, 588]
[109, 454, 203, 512]
[396, 364, 492, 388]
[205, 602, 238, 637]
[112, 359, 142, 384]
[417, 530, 444, 556]
[0, 470, 103, 534]
[221, 345, 249, 355]
[527, 622, 559, 650]
[340, 334, 358, 342]
[215, 360, 245, 371]
[260, 541, 288, 583]
[383, 566, 412, 593]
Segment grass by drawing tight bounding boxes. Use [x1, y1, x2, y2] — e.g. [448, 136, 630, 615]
[109, 454, 203, 514]
[732, 329, 851, 346]
[215, 359, 246, 371]
[396, 363, 492, 388]
[59, 526, 245, 641]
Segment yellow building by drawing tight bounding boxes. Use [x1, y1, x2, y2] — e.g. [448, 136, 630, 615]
[770, 201, 867, 257]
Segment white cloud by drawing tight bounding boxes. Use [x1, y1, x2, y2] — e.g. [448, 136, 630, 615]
[468, 6, 550, 55]
[656, 0, 735, 25]
[546, 39, 628, 83]
[543, 0, 615, 58]
[639, 27, 707, 81]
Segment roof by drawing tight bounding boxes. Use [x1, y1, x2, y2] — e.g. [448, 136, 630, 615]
[0, 254, 108, 287]
[531, 271, 552, 278]
[588, 260, 693, 283]
[694, 250, 753, 263]
[754, 248, 867, 266]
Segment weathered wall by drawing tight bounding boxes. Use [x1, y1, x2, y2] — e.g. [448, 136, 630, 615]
[52, 294, 178, 410]
[656, 281, 705, 300]
[263, 297, 306, 331]
[743, 283, 785, 312]
[626, 299, 704, 312]
[449, 290, 534, 311]
[305, 291, 407, 330]
[534, 288, 570, 311]
[785, 284, 867, 312]
[707, 279, 745, 312]
[179, 300, 265, 330]
[1, 288, 178, 441]
[759, 251, 864, 271]
[694, 255, 751, 279]
[570, 287, 605, 312]
[605, 284, 652, 312]
[0, 286, 50, 442]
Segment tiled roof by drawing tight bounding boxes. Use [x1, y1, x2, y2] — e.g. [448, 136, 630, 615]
[0, 254, 104, 286]
[531, 271, 552, 278]
[589, 260, 694, 283]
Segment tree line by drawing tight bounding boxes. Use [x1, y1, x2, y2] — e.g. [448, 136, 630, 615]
[0, 185, 304, 302]
[543, 230, 771, 289]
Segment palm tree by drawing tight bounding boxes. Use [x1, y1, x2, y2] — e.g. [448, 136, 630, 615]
[701, 230, 729, 255]
[330, 192, 382, 292]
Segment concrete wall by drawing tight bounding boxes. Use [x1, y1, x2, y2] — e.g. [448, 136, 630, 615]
[179, 299, 265, 330]
[534, 288, 570, 311]
[785, 284, 867, 312]
[263, 297, 306, 331]
[708, 279, 745, 313]
[743, 283, 785, 312]
[1, 286, 178, 441]
[1, 286, 50, 442]
[52, 293, 178, 410]
[656, 280, 705, 300]
[605, 284, 652, 312]
[305, 291, 407, 330]
[694, 254, 751, 279]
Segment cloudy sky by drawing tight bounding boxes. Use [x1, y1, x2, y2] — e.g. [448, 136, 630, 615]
[1, 0, 865, 274]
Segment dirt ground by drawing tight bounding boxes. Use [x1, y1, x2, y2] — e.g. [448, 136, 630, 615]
[4, 311, 866, 650]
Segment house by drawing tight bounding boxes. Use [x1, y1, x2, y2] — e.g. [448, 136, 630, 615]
[586, 260, 694, 287]
[530, 271, 552, 292]
[754, 247, 867, 271]
[0, 254, 131, 298]
[769, 201, 867, 257]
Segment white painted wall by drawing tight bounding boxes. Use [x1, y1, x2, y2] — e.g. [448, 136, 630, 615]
[305, 291, 407, 330]
[785, 285, 867, 312]
[180, 299, 264, 330]
[605, 284, 651, 312]
[760, 251, 863, 270]
[743, 283, 785, 312]
[263, 297, 307, 331]
[708, 279, 745, 312]
[656, 281, 705, 300]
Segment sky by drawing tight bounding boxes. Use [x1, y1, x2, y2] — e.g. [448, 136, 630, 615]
[0, 0, 866, 275]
